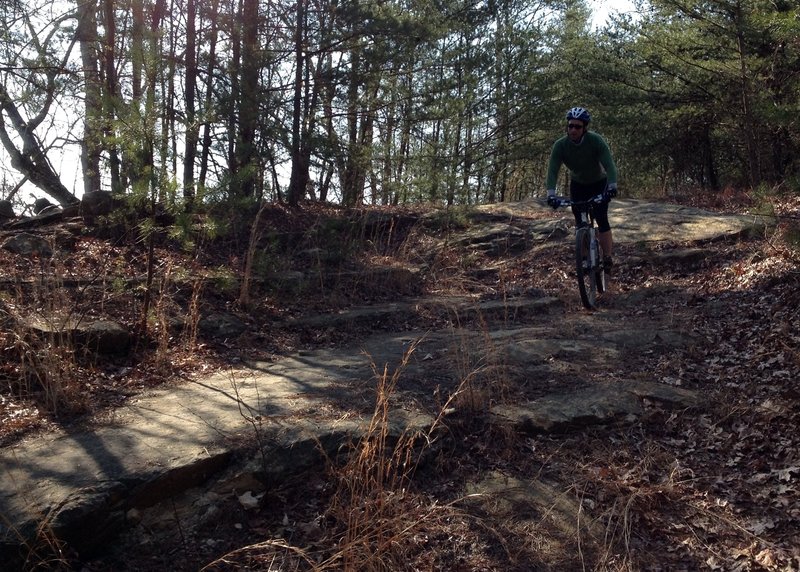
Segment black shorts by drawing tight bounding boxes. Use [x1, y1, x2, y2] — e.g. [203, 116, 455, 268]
[569, 178, 610, 232]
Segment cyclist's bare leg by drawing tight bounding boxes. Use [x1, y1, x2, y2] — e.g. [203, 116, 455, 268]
[599, 230, 613, 257]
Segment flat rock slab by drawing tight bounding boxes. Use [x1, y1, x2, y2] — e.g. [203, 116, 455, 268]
[473, 199, 771, 244]
[0, 359, 431, 560]
[491, 380, 699, 434]
[0, 352, 429, 555]
[286, 295, 562, 329]
[0, 319, 696, 561]
[610, 200, 771, 243]
[464, 470, 605, 543]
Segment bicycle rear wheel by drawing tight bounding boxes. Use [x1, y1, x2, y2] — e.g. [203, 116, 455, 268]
[575, 227, 597, 309]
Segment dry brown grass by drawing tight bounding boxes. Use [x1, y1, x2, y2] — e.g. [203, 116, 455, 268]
[200, 337, 508, 572]
[199, 343, 405, 571]
[2, 265, 89, 418]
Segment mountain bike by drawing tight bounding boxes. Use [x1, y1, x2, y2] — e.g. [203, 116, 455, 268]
[552, 193, 609, 309]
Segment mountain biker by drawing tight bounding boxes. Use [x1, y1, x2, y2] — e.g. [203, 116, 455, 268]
[545, 107, 618, 270]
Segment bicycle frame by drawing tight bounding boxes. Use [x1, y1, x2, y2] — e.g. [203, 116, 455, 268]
[553, 193, 608, 309]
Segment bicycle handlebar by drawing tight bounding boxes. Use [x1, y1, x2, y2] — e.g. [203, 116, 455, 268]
[551, 193, 609, 209]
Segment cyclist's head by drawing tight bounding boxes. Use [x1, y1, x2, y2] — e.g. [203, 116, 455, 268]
[566, 106, 591, 126]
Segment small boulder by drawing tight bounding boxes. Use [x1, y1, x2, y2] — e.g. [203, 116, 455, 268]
[74, 320, 132, 355]
[33, 197, 62, 216]
[199, 312, 247, 339]
[0, 199, 15, 219]
[24, 317, 132, 356]
[81, 191, 123, 221]
[1, 233, 53, 257]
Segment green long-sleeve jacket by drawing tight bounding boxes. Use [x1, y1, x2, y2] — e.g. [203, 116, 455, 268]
[545, 131, 618, 189]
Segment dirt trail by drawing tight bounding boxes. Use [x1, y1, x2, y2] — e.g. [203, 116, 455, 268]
[3, 200, 796, 571]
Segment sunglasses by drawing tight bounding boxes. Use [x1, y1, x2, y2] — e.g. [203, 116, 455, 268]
[567, 123, 584, 130]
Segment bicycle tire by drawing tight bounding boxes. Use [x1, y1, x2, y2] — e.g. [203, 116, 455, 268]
[575, 227, 597, 309]
[595, 239, 606, 294]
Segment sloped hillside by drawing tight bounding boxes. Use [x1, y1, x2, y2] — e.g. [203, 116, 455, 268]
[1, 195, 798, 571]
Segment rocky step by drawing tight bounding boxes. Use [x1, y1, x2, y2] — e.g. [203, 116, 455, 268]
[0, 374, 697, 568]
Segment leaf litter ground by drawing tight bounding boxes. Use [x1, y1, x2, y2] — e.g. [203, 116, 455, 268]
[1, 195, 798, 571]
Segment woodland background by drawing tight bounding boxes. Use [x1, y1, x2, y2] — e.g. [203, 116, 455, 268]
[1, 0, 798, 214]
[2, 1, 800, 568]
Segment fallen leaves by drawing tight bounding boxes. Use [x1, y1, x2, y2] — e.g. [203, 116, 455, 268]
[3, 197, 800, 571]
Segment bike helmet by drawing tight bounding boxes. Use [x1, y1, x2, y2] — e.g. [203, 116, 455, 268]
[566, 107, 591, 124]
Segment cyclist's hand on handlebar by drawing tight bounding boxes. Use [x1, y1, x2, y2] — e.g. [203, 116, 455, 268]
[546, 195, 560, 210]
[604, 183, 618, 200]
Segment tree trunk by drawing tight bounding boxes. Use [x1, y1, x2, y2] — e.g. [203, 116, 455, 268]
[396, 91, 413, 205]
[183, 0, 199, 206]
[102, 0, 123, 194]
[198, 0, 220, 190]
[0, 87, 78, 207]
[227, 0, 242, 184]
[735, 5, 759, 187]
[77, 0, 102, 196]
[355, 80, 378, 202]
[236, 0, 260, 198]
[160, 0, 178, 203]
[139, 0, 166, 197]
[320, 54, 337, 203]
[287, 0, 306, 207]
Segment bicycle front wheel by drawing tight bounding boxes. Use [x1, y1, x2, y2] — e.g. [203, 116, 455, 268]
[595, 240, 606, 295]
[575, 227, 597, 309]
